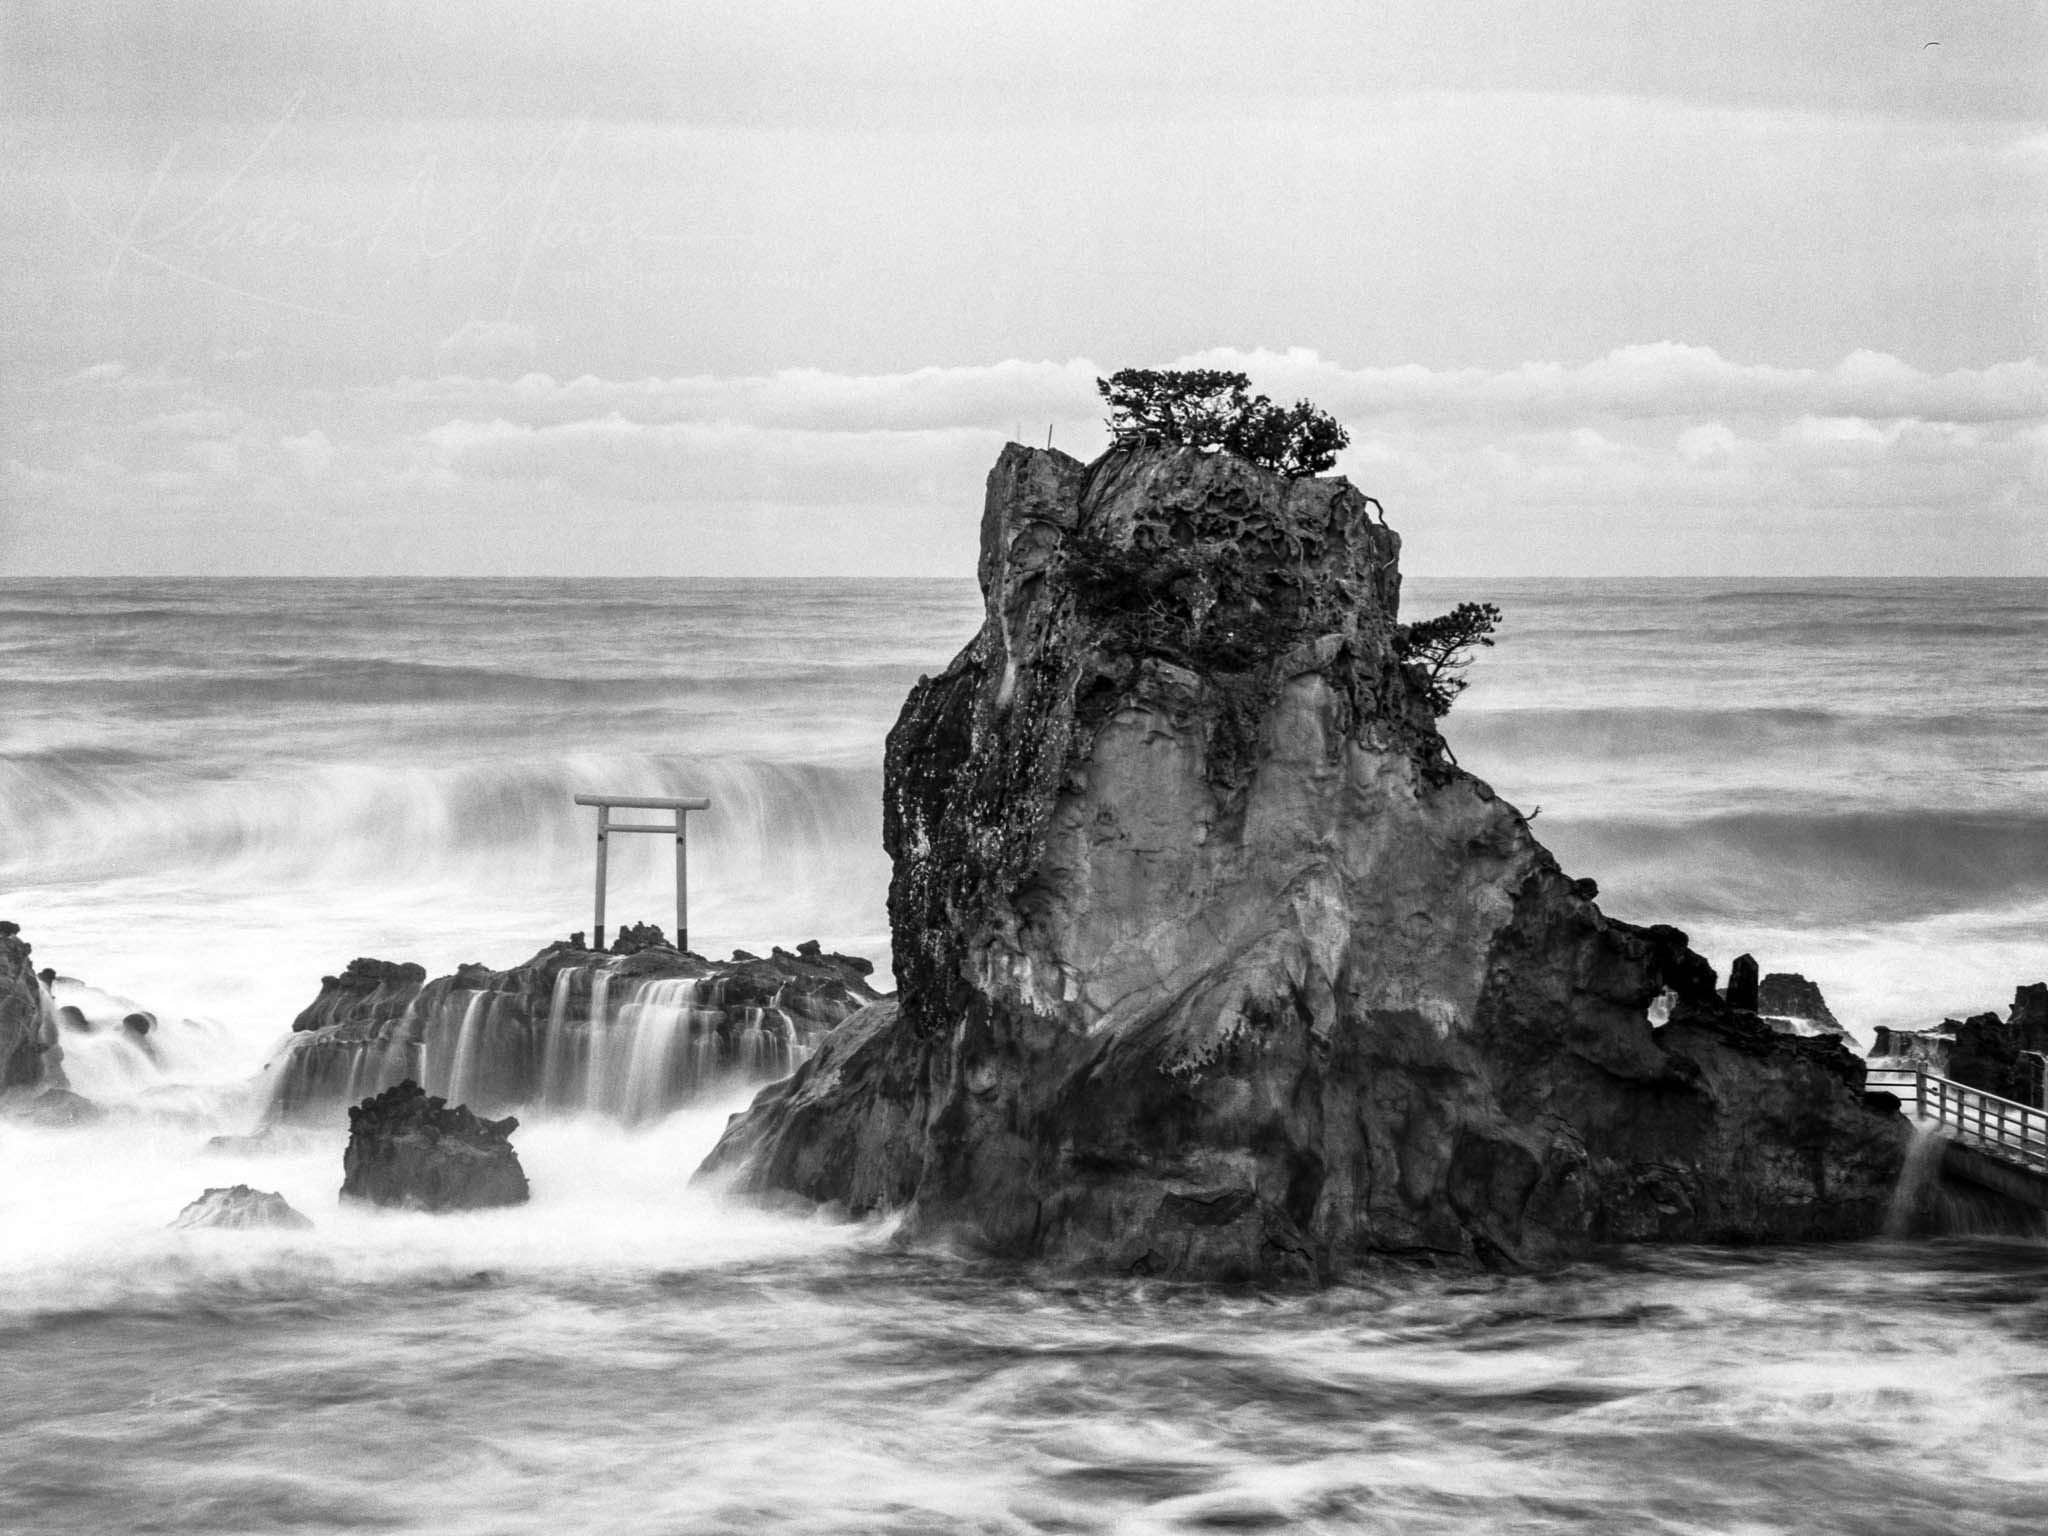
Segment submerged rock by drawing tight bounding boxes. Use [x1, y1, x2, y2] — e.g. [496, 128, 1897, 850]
[0, 1086, 102, 1127]
[171, 1185, 313, 1231]
[702, 442, 1904, 1279]
[273, 940, 880, 1125]
[341, 1080, 530, 1211]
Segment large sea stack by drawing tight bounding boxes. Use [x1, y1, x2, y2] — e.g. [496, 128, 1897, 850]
[704, 443, 1905, 1278]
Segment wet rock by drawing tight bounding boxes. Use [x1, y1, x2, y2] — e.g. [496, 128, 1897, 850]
[170, 1185, 313, 1231]
[293, 958, 429, 1034]
[340, 1079, 530, 1211]
[1869, 1024, 1952, 1074]
[2009, 983, 2048, 1050]
[1726, 954, 1760, 1013]
[1, 921, 63, 1092]
[702, 442, 1904, 1278]
[1757, 972, 1843, 1035]
[608, 921, 671, 956]
[122, 1011, 155, 1036]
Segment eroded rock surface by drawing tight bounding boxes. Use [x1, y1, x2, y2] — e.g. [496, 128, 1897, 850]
[703, 443, 1905, 1278]
[293, 959, 428, 1034]
[341, 1080, 529, 1211]
[1757, 972, 1844, 1036]
[171, 1185, 313, 1230]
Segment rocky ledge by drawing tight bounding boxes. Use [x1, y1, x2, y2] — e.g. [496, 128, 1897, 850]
[272, 933, 881, 1124]
[701, 442, 1905, 1279]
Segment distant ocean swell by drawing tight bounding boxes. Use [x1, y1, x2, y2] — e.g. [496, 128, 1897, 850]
[0, 752, 881, 895]
[3, 576, 2044, 1039]
[1453, 703, 2046, 760]
[3, 656, 923, 710]
[1541, 807, 2048, 924]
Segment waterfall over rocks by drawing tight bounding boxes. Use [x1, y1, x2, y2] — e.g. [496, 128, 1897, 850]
[701, 442, 1908, 1279]
[269, 939, 879, 1126]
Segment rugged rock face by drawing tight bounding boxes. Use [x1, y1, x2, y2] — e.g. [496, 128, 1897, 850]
[341, 1080, 529, 1211]
[170, 1185, 314, 1230]
[703, 443, 1906, 1277]
[273, 938, 880, 1124]
[1757, 972, 1843, 1036]
[0, 921, 63, 1094]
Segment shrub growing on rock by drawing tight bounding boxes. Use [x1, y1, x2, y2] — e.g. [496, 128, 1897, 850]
[1399, 601, 1502, 716]
[1097, 368, 1349, 477]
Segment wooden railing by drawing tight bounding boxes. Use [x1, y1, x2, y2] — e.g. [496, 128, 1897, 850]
[1867, 1065, 2048, 1174]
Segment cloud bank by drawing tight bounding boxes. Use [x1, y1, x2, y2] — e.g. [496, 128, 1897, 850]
[5, 346, 2042, 577]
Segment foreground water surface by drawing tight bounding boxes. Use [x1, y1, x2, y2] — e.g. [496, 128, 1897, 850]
[5, 577, 2047, 1532]
[4, 1103, 2046, 1536]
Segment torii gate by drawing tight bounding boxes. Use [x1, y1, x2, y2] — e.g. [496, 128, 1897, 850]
[573, 793, 709, 952]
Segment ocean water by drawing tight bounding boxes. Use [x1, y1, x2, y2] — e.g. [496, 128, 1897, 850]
[4, 575, 2047, 1534]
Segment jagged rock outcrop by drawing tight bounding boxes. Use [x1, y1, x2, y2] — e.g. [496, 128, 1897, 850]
[170, 1185, 314, 1230]
[0, 921, 63, 1094]
[1757, 972, 1844, 1036]
[292, 958, 428, 1034]
[341, 1080, 529, 1211]
[703, 442, 1905, 1278]
[1725, 953, 1760, 1012]
[272, 938, 879, 1124]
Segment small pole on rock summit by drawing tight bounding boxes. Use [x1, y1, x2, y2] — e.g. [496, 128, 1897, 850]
[1046, 423, 1053, 448]
[573, 794, 710, 952]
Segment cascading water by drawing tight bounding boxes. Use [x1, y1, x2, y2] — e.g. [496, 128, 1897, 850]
[265, 954, 836, 1128]
[39, 976, 246, 1120]
[1881, 1112, 2048, 1239]
[1884, 1118, 1951, 1237]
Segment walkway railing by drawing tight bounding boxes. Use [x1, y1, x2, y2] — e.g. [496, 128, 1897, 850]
[1866, 1065, 2048, 1174]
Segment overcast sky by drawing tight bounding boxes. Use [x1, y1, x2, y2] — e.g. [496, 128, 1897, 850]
[3, 0, 2042, 576]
